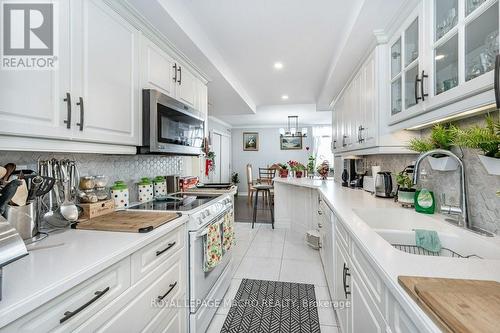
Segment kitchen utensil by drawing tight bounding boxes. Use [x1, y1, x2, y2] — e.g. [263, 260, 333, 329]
[2, 163, 16, 182]
[27, 175, 44, 202]
[0, 180, 22, 216]
[59, 167, 79, 222]
[10, 179, 28, 206]
[0, 167, 6, 180]
[72, 211, 181, 233]
[375, 172, 394, 198]
[6, 203, 37, 240]
[399, 276, 500, 333]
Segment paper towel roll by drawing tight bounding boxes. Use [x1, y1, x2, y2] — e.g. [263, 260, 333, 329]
[371, 166, 381, 176]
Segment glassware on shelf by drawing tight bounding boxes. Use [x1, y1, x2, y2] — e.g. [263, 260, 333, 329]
[405, 18, 419, 66]
[465, 3, 499, 81]
[435, 1, 458, 41]
[435, 34, 459, 95]
[391, 38, 402, 78]
[466, 0, 487, 16]
[404, 65, 419, 109]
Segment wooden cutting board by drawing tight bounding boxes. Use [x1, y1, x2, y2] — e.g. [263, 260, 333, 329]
[399, 276, 500, 333]
[72, 211, 181, 233]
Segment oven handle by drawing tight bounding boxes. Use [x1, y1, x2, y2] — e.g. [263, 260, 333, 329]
[194, 208, 231, 238]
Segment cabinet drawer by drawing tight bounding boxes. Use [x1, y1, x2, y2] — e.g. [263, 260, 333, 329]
[4, 258, 130, 333]
[335, 218, 350, 251]
[351, 242, 385, 310]
[131, 224, 185, 283]
[145, 306, 186, 333]
[86, 253, 184, 333]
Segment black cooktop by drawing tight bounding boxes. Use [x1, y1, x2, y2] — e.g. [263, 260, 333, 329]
[129, 193, 218, 212]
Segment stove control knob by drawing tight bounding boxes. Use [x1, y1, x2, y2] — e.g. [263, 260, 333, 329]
[198, 217, 203, 224]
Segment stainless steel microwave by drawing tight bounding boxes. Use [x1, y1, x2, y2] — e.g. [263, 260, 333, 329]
[139, 89, 205, 155]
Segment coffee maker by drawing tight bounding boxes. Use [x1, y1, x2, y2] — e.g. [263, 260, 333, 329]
[342, 158, 363, 188]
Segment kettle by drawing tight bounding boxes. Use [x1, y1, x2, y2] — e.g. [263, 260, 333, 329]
[375, 172, 394, 198]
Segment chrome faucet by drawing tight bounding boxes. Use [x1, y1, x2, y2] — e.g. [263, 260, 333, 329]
[412, 149, 470, 229]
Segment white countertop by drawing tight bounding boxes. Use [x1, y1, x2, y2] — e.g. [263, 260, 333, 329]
[273, 177, 500, 332]
[0, 214, 188, 328]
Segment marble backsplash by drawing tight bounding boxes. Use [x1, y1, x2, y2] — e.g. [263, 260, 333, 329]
[0, 151, 184, 202]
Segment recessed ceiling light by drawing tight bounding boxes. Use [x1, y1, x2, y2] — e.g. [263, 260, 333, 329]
[435, 54, 445, 60]
[281, 95, 289, 100]
[274, 62, 284, 70]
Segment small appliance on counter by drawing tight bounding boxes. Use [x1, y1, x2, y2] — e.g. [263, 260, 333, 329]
[351, 172, 366, 188]
[375, 172, 394, 198]
[341, 169, 349, 187]
[363, 176, 375, 193]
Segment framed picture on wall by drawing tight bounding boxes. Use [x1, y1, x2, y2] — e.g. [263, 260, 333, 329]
[280, 136, 302, 150]
[243, 132, 259, 151]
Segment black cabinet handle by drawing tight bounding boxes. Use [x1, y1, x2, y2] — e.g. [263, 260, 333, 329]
[358, 125, 365, 143]
[343, 263, 351, 298]
[156, 242, 176, 256]
[342, 135, 347, 147]
[76, 97, 84, 131]
[59, 287, 110, 324]
[63, 93, 72, 129]
[420, 70, 428, 101]
[178, 66, 182, 85]
[333, 140, 337, 149]
[495, 55, 500, 108]
[173, 63, 178, 82]
[157, 281, 178, 301]
[415, 74, 421, 103]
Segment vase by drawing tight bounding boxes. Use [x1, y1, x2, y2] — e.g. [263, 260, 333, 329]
[295, 171, 303, 178]
[478, 155, 500, 175]
[428, 155, 459, 171]
[279, 170, 289, 178]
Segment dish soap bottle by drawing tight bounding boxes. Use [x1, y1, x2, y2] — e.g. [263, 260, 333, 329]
[414, 188, 435, 214]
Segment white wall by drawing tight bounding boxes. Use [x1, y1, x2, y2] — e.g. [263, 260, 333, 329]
[231, 127, 313, 193]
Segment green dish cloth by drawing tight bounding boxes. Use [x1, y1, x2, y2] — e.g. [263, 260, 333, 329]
[415, 229, 442, 253]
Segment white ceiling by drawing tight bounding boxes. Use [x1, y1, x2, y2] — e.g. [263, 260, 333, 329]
[129, 0, 414, 126]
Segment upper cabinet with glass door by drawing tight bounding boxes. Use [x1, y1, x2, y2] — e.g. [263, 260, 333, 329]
[389, 4, 425, 123]
[389, 0, 499, 128]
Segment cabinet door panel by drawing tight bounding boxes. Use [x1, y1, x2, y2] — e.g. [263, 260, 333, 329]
[176, 66, 197, 107]
[73, 0, 140, 145]
[142, 38, 176, 96]
[334, 241, 350, 333]
[0, 0, 71, 140]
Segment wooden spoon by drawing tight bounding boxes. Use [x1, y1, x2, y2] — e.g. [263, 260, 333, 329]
[0, 166, 6, 180]
[2, 163, 16, 182]
[10, 179, 28, 206]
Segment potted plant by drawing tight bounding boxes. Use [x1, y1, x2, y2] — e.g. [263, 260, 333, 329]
[396, 167, 416, 207]
[317, 160, 330, 180]
[288, 160, 305, 178]
[408, 124, 459, 171]
[271, 163, 289, 178]
[231, 172, 239, 196]
[452, 114, 500, 175]
[307, 155, 316, 178]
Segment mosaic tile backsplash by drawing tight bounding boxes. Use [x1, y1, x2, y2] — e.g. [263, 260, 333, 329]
[0, 151, 184, 202]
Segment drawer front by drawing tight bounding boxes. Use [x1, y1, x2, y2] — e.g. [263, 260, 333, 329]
[4, 258, 130, 333]
[146, 306, 186, 333]
[131, 224, 185, 283]
[93, 253, 184, 333]
[351, 242, 385, 309]
[335, 217, 350, 251]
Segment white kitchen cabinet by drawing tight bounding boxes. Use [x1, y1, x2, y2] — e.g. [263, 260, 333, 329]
[175, 65, 198, 108]
[333, 238, 351, 333]
[350, 265, 388, 333]
[388, 0, 499, 129]
[0, 0, 72, 141]
[70, 0, 141, 146]
[141, 37, 177, 97]
[318, 197, 335, 298]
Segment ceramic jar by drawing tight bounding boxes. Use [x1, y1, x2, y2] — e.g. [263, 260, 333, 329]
[111, 180, 129, 209]
[153, 176, 167, 198]
[137, 177, 154, 203]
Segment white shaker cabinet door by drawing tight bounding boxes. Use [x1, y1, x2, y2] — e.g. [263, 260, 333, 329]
[141, 37, 176, 97]
[71, 0, 140, 145]
[175, 65, 197, 108]
[0, 0, 72, 140]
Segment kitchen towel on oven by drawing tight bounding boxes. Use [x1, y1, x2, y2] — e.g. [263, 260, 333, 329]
[222, 210, 234, 253]
[203, 221, 223, 272]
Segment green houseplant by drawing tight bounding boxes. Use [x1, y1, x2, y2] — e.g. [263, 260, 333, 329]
[408, 124, 459, 171]
[452, 114, 500, 175]
[288, 160, 306, 178]
[396, 167, 415, 207]
[307, 155, 316, 178]
[231, 172, 240, 196]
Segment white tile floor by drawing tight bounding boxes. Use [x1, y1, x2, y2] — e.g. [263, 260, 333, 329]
[206, 222, 340, 333]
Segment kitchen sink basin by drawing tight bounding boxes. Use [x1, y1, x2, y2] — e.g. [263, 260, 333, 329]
[353, 208, 500, 260]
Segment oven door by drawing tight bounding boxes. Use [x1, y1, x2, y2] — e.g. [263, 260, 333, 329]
[189, 209, 233, 313]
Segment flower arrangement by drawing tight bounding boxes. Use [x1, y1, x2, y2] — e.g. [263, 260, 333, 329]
[288, 160, 305, 178]
[317, 161, 329, 180]
[271, 163, 289, 178]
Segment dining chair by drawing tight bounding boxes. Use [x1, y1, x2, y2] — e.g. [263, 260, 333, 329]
[246, 164, 257, 205]
[258, 168, 276, 205]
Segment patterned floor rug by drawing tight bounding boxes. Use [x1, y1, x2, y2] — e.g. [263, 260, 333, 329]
[220, 279, 321, 333]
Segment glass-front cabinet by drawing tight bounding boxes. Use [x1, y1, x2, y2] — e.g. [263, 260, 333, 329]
[389, 0, 499, 126]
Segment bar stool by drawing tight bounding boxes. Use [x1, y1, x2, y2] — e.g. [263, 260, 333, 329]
[252, 184, 274, 229]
